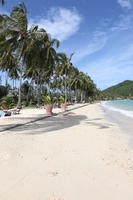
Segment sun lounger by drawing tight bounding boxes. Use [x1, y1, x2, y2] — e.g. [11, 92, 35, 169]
[0, 110, 6, 117]
[10, 108, 20, 114]
[0, 110, 11, 117]
[1, 105, 20, 115]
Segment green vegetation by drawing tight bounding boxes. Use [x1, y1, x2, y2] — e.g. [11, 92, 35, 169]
[102, 80, 133, 99]
[0, 96, 17, 109]
[0, 85, 8, 99]
[59, 96, 65, 104]
[42, 95, 55, 105]
[0, 2, 98, 109]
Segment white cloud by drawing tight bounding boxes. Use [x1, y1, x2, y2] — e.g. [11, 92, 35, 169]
[74, 31, 108, 62]
[111, 14, 133, 32]
[29, 7, 82, 41]
[117, 0, 133, 9]
[73, 11, 133, 63]
[83, 44, 133, 89]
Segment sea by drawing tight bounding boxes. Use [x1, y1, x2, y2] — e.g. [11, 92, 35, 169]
[101, 99, 133, 119]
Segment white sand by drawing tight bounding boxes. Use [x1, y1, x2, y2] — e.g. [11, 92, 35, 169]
[0, 104, 133, 200]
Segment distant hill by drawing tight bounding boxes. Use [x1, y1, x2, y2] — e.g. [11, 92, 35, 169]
[102, 80, 133, 99]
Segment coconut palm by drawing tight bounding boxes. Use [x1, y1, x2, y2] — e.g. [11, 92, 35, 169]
[0, 2, 28, 108]
[0, 3, 59, 108]
[0, 51, 18, 87]
[56, 52, 74, 103]
[23, 26, 59, 106]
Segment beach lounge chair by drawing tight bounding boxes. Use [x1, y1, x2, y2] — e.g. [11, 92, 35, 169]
[0, 110, 11, 117]
[0, 110, 6, 117]
[1, 105, 20, 115]
[10, 108, 20, 114]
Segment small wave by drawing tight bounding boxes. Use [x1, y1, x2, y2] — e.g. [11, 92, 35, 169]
[101, 101, 133, 119]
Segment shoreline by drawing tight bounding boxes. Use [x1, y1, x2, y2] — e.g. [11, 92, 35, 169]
[100, 102, 133, 148]
[101, 100, 133, 119]
[0, 103, 133, 200]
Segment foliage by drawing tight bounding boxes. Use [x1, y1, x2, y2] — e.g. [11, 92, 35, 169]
[42, 95, 55, 105]
[0, 85, 8, 99]
[59, 96, 65, 104]
[0, 2, 98, 107]
[0, 95, 17, 109]
[102, 80, 133, 99]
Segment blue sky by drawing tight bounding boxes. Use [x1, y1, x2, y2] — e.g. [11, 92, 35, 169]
[0, 0, 133, 89]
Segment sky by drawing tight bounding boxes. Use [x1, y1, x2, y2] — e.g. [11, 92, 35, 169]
[0, 0, 133, 90]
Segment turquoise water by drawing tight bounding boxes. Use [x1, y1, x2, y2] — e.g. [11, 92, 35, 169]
[107, 100, 133, 111]
[102, 99, 133, 118]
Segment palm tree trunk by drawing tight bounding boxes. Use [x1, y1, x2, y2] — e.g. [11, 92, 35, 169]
[12, 79, 15, 94]
[17, 64, 23, 109]
[64, 69, 67, 104]
[27, 79, 33, 106]
[26, 94, 29, 106]
[5, 71, 8, 87]
[75, 90, 77, 103]
[81, 91, 83, 103]
[37, 69, 42, 107]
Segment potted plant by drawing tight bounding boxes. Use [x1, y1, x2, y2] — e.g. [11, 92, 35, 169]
[42, 95, 54, 115]
[59, 96, 67, 111]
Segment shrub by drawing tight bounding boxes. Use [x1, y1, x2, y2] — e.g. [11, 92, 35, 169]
[42, 95, 55, 105]
[0, 96, 17, 109]
[59, 96, 65, 104]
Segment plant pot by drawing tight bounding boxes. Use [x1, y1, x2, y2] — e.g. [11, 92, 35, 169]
[45, 104, 53, 115]
[61, 103, 67, 111]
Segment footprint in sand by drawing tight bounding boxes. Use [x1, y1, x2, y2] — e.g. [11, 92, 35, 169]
[48, 171, 59, 177]
[0, 152, 10, 161]
[47, 195, 64, 200]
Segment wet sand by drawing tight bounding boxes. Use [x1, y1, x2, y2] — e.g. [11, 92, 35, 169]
[101, 105, 133, 148]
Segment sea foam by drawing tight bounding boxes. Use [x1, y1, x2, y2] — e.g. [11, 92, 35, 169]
[101, 101, 133, 119]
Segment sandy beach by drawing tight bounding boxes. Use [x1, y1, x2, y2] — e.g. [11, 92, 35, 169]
[0, 103, 133, 200]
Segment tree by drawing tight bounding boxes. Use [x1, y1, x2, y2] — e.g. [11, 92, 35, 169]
[23, 26, 59, 106]
[0, 85, 7, 99]
[0, 2, 28, 108]
[0, 51, 19, 88]
[56, 52, 74, 103]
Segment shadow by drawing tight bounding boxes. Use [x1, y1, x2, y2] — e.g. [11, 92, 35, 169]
[0, 115, 53, 133]
[1, 112, 87, 135]
[66, 103, 90, 112]
[0, 104, 108, 134]
[85, 121, 111, 129]
[0, 104, 89, 133]
[87, 118, 103, 121]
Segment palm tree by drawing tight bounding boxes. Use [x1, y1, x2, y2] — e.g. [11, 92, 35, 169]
[70, 71, 96, 102]
[56, 52, 74, 103]
[0, 3, 59, 108]
[0, 2, 28, 108]
[23, 27, 59, 106]
[0, 51, 18, 87]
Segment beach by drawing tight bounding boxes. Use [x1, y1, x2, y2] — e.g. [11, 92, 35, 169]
[0, 103, 133, 200]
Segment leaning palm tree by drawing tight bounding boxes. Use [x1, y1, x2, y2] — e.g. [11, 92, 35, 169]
[23, 26, 59, 106]
[56, 52, 74, 103]
[0, 2, 28, 108]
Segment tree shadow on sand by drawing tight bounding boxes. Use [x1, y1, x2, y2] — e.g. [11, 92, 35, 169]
[1, 112, 88, 134]
[0, 112, 113, 134]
